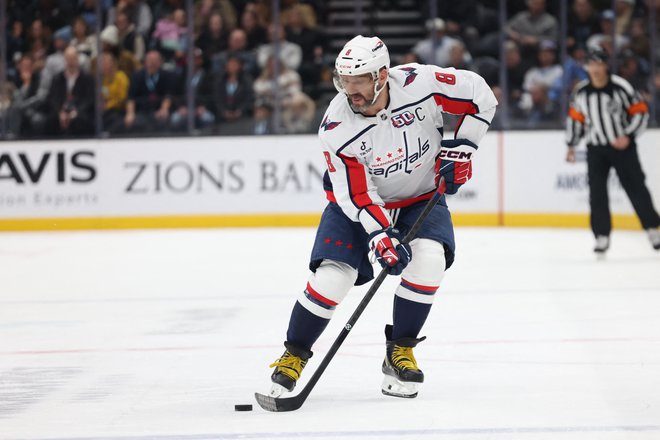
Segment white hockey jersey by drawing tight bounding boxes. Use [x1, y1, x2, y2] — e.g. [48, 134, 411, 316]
[319, 63, 498, 234]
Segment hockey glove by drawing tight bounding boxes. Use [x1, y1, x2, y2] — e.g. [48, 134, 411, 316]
[368, 228, 412, 276]
[434, 139, 478, 195]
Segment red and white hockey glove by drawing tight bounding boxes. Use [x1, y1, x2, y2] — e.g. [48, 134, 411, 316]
[368, 228, 412, 276]
[434, 139, 478, 195]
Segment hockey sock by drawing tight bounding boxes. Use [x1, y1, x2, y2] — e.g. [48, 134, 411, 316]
[286, 301, 330, 351]
[391, 295, 432, 340]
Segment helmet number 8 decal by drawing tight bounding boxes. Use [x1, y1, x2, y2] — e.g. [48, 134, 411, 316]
[435, 72, 456, 85]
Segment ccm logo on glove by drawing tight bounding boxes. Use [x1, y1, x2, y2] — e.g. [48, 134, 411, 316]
[435, 138, 478, 195]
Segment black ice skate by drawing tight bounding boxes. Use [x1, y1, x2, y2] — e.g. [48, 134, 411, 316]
[647, 228, 660, 250]
[268, 342, 313, 397]
[381, 324, 426, 398]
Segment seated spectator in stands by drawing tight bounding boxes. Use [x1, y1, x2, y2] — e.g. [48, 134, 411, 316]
[253, 55, 303, 135]
[151, 8, 189, 67]
[194, 0, 238, 36]
[213, 28, 259, 78]
[506, 0, 558, 57]
[115, 11, 146, 63]
[282, 91, 316, 134]
[241, 9, 268, 50]
[567, 0, 601, 49]
[170, 48, 217, 131]
[107, 0, 153, 38]
[614, 0, 636, 35]
[446, 42, 473, 70]
[100, 51, 130, 134]
[586, 10, 630, 56]
[99, 25, 140, 79]
[7, 55, 42, 137]
[519, 40, 563, 111]
[549, 43, 588, 103]
[618, 50, 648, 93]
[124, 50, 178, 133]
[196, 12, 230, 63]
[77, 0, 99, 29]
[215, 55, 254, 128]
[70, 16, 96, 61]
[27, 19, 52, 72]
[521, 83, 558, 128]
[503, 41, 528, 107]
[45, 46, 95, 136]
[257, 24, 302, 72]
[281, 0, 317, 28]
[284, 4, 324, 97]
[7, 21, 27, 82]
[411, 18, 464, 67]
[628, 17, 649, 59]
[36, 27, 72, 106]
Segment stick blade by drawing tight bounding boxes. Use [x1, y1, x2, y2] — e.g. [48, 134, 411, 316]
[254, 392, 304, 412]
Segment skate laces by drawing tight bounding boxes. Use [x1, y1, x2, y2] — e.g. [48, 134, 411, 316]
[269, 352, 307, 380]
[391, 345, 419, 371]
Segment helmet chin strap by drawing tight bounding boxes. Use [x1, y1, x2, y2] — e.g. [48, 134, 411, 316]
[371, 76, 386, 106]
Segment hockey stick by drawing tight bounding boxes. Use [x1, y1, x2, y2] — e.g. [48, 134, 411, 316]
[255, 182, 446, 412]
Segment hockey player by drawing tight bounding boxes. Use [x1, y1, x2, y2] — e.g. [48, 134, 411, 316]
[267, 36, 497, 398]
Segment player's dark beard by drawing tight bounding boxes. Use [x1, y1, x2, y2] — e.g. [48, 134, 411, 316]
[347, 92, 374, 113]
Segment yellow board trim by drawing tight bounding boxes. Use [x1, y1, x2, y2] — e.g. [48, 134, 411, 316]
[0, 213, 644, 232]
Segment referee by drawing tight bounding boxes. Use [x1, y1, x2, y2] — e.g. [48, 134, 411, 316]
[565, 48, 660, 254]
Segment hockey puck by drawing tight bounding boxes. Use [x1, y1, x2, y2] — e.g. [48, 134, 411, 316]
[234, 404, 253, 411]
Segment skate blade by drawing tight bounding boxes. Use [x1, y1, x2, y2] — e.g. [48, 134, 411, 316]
[381, 375, 419, 398]
[268, 383, 287, 398]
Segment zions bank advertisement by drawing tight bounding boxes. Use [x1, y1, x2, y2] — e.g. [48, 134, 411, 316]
[1, 131, 659, 225]
[0, 136, 330, 218]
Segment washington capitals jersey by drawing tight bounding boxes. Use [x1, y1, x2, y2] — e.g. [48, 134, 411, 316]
[319, 63, 498, 234]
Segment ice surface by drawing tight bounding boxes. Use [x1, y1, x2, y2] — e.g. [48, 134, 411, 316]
[1, 227, 659, 440]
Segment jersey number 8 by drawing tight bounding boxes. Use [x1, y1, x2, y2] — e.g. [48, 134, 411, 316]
[435, 72, 456, 85]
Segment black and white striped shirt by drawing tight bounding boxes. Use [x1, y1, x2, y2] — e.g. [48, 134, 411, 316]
[566, 74, 649, 147]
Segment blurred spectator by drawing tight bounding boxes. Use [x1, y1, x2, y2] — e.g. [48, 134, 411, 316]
[586, 10, 630, 56]
[549, 43, 588, 103]
[194, 0, 238, 36]
[284, 4, 324, 97]
[627, 18, 649, 59]
[77, 0, 99, 29]
[27, 19, 52, 71]
[196, 12, 230, 61]
[618, 50, 648, 93]
[107, 0, 153, 37]
[503, 41, 528, 106]
[115, 11, 146, 62]
[241, 9, 268, 50]
[34, 0, 75, 34]
[614, 0, 636, 35]
[7, 55, 42, 137]
[7, 21, 27, 82]
[213, 29, 259, 78]
[567, 0, 601, 49]
[399, 52, 422, 65]
[256, 24, 302, 72]
[98, 25, 140, 78]
[253, 56, 303, 134]
[45, 46, 95, 136]
[506, 0, 558, 56]
[170, 48, 217, 131]
[521, 83, 558, 128]
[519, 40, 563, 112]
[215, 55, 254, 126]
[70, 16, 96, 72]
[411, 18, 466, 67]
[151, 0, 184, 23]
[101, 51, 130, 134]
[124, 50, 178, 133]
[151, 8, 189, 67]
[37, 27, 71, 103]
[282, 91, 316, 134]
[447, 43, 473, 70]
[281, 0, 317, 28]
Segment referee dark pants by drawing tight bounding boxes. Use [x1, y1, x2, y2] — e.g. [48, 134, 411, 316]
[587, 141, 660, 237]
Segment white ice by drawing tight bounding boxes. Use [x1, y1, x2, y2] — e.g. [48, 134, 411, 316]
[1, 227, 660, 440]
